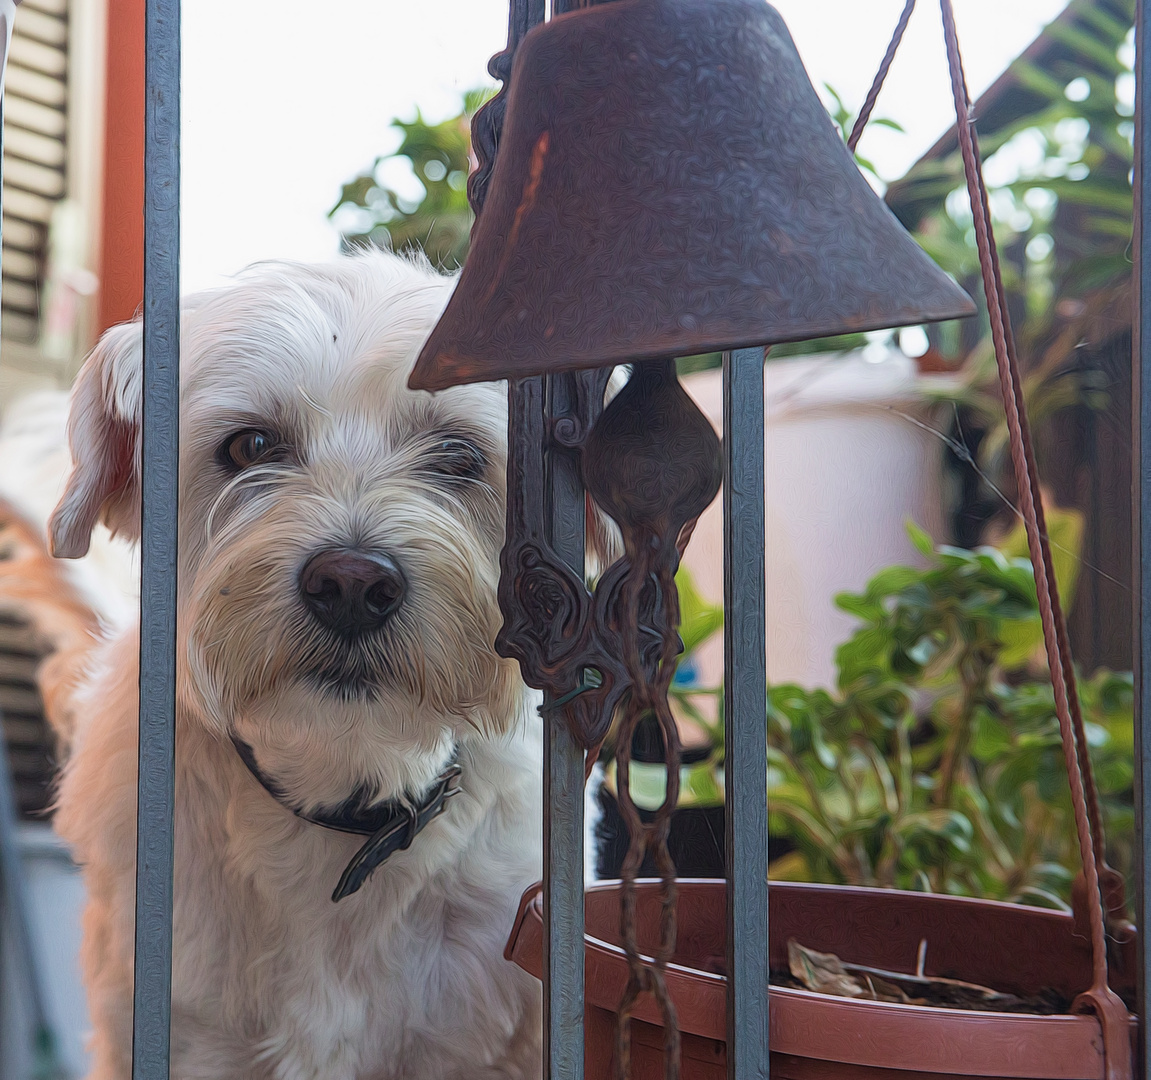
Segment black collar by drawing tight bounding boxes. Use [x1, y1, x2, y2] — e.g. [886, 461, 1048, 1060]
[230, 734, 462, 902]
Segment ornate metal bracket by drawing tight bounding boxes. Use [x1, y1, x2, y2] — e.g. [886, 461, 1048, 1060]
[496, 369, 632, 749]
[495, 358, 722, 1080]
[497, 361, 721, 745]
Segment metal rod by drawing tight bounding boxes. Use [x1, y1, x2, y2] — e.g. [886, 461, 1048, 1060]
[542, 370, 588, 1080]
[1135, 1, 1151, 1074]
[133, 0, 180, 1075]
[723, 347, 769, 1080]
[542, 720, 586, 1080]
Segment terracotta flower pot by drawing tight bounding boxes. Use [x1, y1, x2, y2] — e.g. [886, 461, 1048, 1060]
[505, 879, 1137, 1079]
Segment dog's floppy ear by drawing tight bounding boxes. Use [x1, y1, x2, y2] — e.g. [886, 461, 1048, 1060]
[49, 320, 143, 559]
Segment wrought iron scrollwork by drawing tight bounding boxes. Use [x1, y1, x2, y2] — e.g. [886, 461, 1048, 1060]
[496, 368, 632, 749]
[468, 0, 544, 219]
[551, 366, 613, 449]
[478, 17, 724, 1080]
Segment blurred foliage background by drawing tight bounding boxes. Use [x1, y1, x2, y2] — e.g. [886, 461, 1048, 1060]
[329, 88, 493, 270]
[890, 0, 1134, 543]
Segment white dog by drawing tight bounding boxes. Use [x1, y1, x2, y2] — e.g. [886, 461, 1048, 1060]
[45, 253, 546, 1080]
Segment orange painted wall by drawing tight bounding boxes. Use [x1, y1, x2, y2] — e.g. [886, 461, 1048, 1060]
[97, 0, 144, 336]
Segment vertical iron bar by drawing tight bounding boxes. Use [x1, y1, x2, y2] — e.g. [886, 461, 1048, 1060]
[1135, 1, 1150, 1074]
[723, 347, 769, 1080]
[542, 370, 587, 1080]
[133, 0, 180, 1076]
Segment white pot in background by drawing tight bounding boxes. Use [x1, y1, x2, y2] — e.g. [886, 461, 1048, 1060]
[680, 348, 947, 691]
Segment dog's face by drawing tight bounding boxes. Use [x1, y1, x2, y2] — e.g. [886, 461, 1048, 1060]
[49, 256, 523, 774]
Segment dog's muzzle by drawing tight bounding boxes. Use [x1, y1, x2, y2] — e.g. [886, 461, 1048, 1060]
[298, 546, 406, 639]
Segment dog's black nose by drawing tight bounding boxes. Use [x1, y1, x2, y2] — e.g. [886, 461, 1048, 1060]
[298, 547, 406, 637]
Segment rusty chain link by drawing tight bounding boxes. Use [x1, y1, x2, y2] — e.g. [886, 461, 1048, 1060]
[612, 548, 684, 1080]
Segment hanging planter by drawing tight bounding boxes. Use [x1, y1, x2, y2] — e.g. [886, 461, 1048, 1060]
[507, 879, 1137, 1080]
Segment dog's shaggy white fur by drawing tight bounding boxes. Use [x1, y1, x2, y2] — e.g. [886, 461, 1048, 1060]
[46, 253, 545, 1080]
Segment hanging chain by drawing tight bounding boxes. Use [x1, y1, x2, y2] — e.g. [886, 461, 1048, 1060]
[612, 545, 684, 1080]
[581, 358, 722, 1080]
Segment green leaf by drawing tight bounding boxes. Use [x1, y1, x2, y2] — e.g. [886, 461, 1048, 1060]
[998, 503, 1085, 610]
[681, 760, 725, 808]
[331, 90, 489, 268]
[906, 519, 935, 558]
[896, 810, 974, 854]
[608, 757, 726, 811]
[676, 564, 724, 656]
[999, 614, 1044, 669]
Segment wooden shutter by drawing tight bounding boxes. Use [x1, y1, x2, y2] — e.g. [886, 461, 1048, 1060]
[2, 0, 68, 345]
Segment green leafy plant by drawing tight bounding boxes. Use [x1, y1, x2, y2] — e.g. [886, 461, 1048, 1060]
[329, 88, 494, 270]
[768, 523, 1132, 908]
[764, 520, 1132, 902]
[608, 529, 1133, 912]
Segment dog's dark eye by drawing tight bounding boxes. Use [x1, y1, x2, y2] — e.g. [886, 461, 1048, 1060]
[427, 437, 486, 482]
[218, 429, 282, 471]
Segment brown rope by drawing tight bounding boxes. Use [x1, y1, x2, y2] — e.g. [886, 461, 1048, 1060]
[847, 0, 917, 153]
[969, 153, 1112, 885]
[937, 4, 1129, 1075]
[938, 0, 1106, 988]
[851, 0, 1114, 911]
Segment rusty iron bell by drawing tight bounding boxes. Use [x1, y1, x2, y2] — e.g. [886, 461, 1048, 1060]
[409, 0, 974, 391]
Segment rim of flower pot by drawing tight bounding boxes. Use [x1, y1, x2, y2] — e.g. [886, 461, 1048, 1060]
[505, 879, 1137, 1079]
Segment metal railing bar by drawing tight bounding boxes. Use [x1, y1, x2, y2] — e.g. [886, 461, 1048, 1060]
[723, 347, 769, 1080]
[542, 720, 586, 1080]
[1135, 0, 1150, 1073]
[542, 370, 588, 1080]
[133, 0, 180, 1076]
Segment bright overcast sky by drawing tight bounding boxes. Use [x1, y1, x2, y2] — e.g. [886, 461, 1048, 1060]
[181, 0, 1070, 294]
